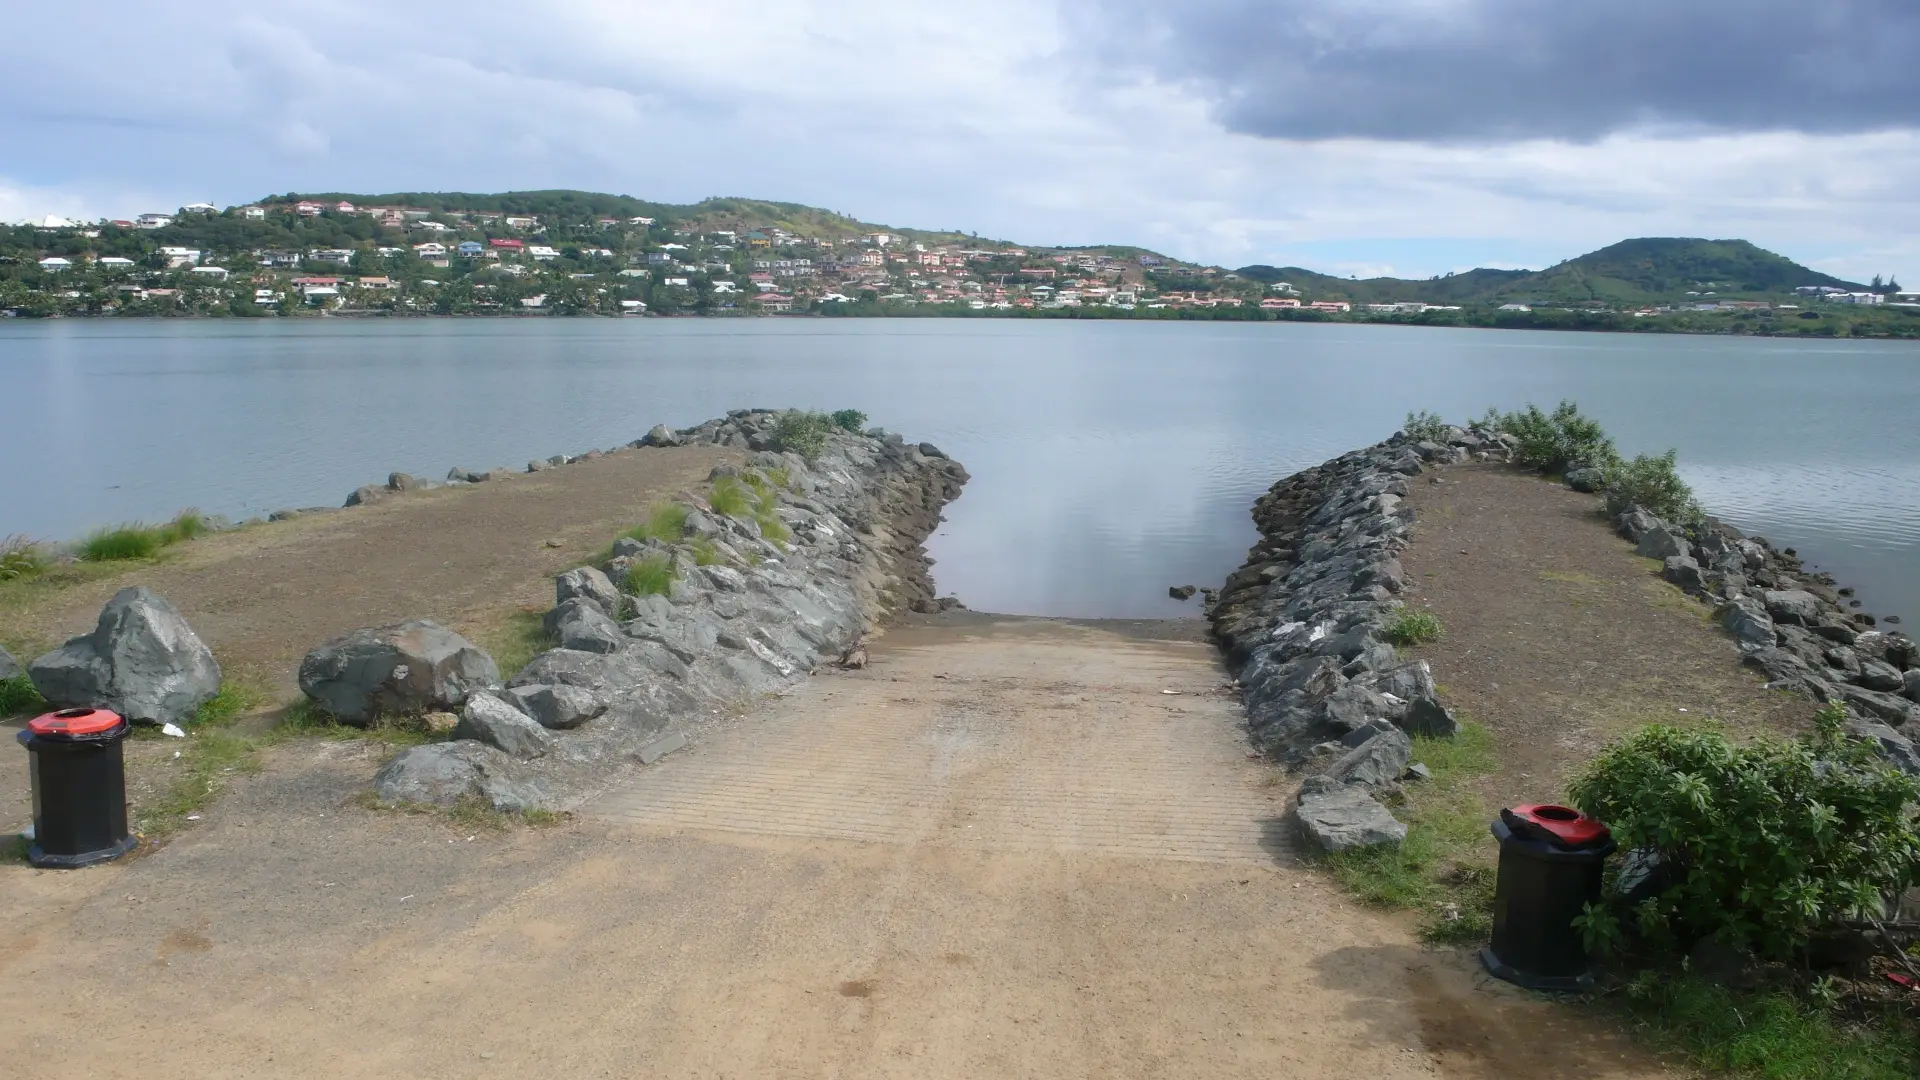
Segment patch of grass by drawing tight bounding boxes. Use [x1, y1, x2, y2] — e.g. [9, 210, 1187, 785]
[77, 509, 210, 563]
[690, 538, 724, 566]
[1382, 606, 1444, 646]
[132, 681, 263, 841]
[482, 609, 554, 679]
[271, 699, 442, 749]
[0, 535, 49, 581]
[709, 477, 752, 517]
[1618, 973, 1920, 1080]
[764, 466, 793, 491]
[625, 502, 690, 544]
[1322, 723, 1500, 943]
[0, 676, 46, 718]
[625, 553, 675, 596]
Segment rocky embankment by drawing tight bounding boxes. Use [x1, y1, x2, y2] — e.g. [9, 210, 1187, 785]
[1210, 425, 1920, 852]
[1207, 430, 1506, 850]
[305, 411, 968, 811]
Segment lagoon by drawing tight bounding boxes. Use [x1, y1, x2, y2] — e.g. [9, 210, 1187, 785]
[2, 318, 1917, 622]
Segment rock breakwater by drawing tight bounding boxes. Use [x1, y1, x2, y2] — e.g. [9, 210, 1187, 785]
[370, 411, 968, 811]
[1207, 429, 1507, 849]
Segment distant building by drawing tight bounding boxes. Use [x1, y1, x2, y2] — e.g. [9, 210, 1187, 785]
[37, 257, 72, 271]
[414, 242, 448, 258]
[135, 213, 174, 229]
[241, 206, 266, 219]
[528, 245, 559, 261]
[180, 202, 218, 214]
[1498, 303, 1532, 312]
[458, 241, 485, 257]
[1824, 291, 1884, 305]
[189, 266, 229, 280]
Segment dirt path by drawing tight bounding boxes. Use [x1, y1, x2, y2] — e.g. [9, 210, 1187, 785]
[1399, 464, 1811, 803]
[0, 445, 732, 697]
[0, 618, 1671, 1079]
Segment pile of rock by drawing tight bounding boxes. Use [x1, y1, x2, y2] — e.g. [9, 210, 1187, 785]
[1208, 427, 1508, 852]
[1612, 502, 1920, 772]
[328, 411, 968, 812]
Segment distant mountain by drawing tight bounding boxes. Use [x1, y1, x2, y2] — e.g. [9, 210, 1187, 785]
[1236, 238, 1864, 306]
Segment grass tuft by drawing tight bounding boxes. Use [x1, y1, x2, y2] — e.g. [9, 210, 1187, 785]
[77, 510, 211, 563]
[482, 609, 555, 680]
[272, 699, 443, 749]
[131, 680, 261, 841]
[1382, 606, 1444, 646]
[0, 535, 49, 581]
[690, 538, 724, 566]
[1619, 973, 1920, 1080]
[625, 553, 675, 596]
[625, 502, 690, 544]
[709, 477, 752, 517]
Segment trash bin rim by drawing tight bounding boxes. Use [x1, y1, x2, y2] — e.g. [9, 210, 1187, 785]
[1490, 817, 1618, 861]
[26, 708, 128, 740]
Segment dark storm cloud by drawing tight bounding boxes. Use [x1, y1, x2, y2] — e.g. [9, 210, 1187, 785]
[1080, 0, 1920, 142]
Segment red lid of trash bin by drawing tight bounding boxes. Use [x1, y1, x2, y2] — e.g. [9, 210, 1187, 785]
[28, 707, 125, 737]
[1507, 803, 1610, 849]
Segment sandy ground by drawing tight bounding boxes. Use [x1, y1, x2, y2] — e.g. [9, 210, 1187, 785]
[1399, 464, 1812, 803]
[0, 618, 1673, 1079]
[0, 443, 734, 697]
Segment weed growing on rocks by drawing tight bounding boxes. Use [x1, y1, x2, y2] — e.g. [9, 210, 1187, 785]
[708, 477, 752, 518]
[482, 610, 554, 678]
[1402, 410, 1451, 443]
[1383, 606, 1444, 646]
[625, 553, 675, 597]
[627, 502, 691, 544]
[1488, 401, 1620, 474]
[772, 410, 836, 460]
[690, 539, 724, 566]
[830, 408, 868, 433]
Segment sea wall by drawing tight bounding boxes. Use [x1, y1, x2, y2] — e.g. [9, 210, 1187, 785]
[371, 411, 969, 810]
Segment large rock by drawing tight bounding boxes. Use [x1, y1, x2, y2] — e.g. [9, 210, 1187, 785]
[453, 691, 554, 760]
[505, 683, 608, 730]
[1906, 669, 1920, 704]
[298, 619, 499, 725]
[1617, 507, 1661, 542]
[1720, 597, 1776, 650]
[1832, 683, 1920, 727]
[1857, 659, 1906, 693]
[1636, 525, 1686, 560]
[1296, 776, 1407, 852]
[556, 567, 622, 619]
[372, 741, 548, 811]
[1848, 719, 1920, 776]
[1565, 467, 1605, 493]
[641, 424, 683, 448]
[1400, 695, 1461, 738]
[29, 587, 221, 726]
[0, 643, 20, 683]
[545, 599, 624, 655]
[1663, 555, 1706, 593]
[1764, 590, 1823, 626]
[1325, 727, 1413, 789]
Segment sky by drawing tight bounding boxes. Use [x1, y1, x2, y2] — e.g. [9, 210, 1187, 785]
[4, 0, 1917, 282]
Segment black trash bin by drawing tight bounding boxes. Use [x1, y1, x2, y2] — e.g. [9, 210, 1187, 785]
[1482, 803, 1615, 991]
[17, 707, 137, 868]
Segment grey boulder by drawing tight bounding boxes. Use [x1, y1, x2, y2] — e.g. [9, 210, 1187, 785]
[1296, 776, 1407, 852]
[298, 619, 499, 725]
[642, 424, 683, 447]
[1617, 507, 1661, 542]
[453, 691, 555, 759]
[506, 683, 608, 730]
[1663, 555, 1707, 593]
[1906, 669, 1920, 704]
[372, 741, 548, 811]
[1326, 726, 1413, 789]
[1857, 659, 1906, 694]
[1636, 525, 1686, 560]
[545, 599, 625, 654]
[1400, 695, 1461, 738]
[1764, 590, 1823, 626]
[1720, 598, 1776, 650]
[556, 567, 622, 619]
[29, 587, 221, 726]
[1848, 719, 1920, 776]
[1565, 467, 1605, 493]
[0, 643, 20, 683]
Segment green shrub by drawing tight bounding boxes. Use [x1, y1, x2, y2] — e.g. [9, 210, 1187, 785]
[772, 410, 835, 460]
[77, 510, 210, 563]
[627, 502, 691, 543]
[1, 535, 49, 581]
[1567, 704, 1920, 960]
[1493, 400, 1621, 474]
[830, 408, 868, 433]
[0, 676, 47, 717]
[709, 477, 752, 517]
[624, 554, 675, 596]
[1402, 410, 1451, 443]
[1382, 607, 1444, 646]
[1604, 449, 1703, 523]
[1620, 973, 1920, 1080]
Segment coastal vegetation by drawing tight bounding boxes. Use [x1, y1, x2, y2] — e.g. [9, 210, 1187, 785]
[1382, 606, 1444, 646]
[771, 410, 837, 461]
[626, 502, 692, 544]
[624, 553, 675, 597]
[78, 510, 211, 562]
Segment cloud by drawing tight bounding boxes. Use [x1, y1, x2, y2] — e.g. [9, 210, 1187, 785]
[0, 2, 1916, 282]
[1074, 0, 1920, 143]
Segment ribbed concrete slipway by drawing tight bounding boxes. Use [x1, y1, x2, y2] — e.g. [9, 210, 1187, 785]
[589, 621, 1288, 863]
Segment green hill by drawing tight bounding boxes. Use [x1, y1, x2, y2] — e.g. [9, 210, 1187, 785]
[1236, 239, 1864, 306]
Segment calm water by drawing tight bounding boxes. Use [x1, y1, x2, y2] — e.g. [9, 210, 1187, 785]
[2, 318, 1917, 622]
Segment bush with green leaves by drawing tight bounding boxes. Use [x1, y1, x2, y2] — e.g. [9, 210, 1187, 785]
[1492, 400, 1620, 474]
[1402, 410, 1451, 443]
[1603, 449, 1703, 523]
[1567, 704, 1920, 960]
[771, 410, 836, 460]
[1383, 606, 1444, 646]
[829, 408, 867, 433]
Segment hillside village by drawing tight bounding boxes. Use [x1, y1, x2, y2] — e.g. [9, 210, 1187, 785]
[3, 192, 1916, 336]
